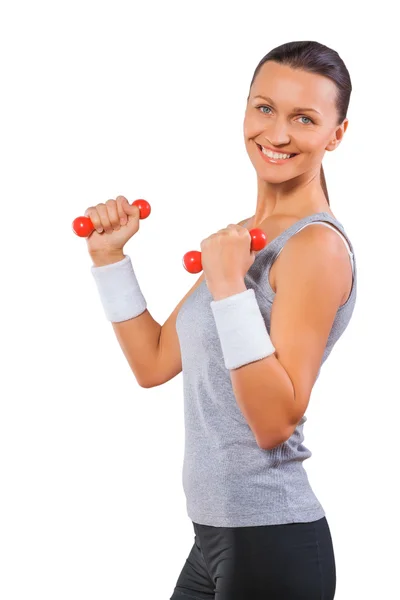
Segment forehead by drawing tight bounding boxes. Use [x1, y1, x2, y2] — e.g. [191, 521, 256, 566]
[250, 61, 337, 112]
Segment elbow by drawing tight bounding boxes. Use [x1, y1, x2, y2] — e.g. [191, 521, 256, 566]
[138, 376, 166, 388]
[136, 370, 161, 389]
[139, 381, 153, 389]
[257, 427, 293, 451]
[137, 377, 155, 389]
[257, 438, 282, 451]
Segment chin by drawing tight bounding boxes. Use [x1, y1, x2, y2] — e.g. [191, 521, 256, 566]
[254, 166, 291, 182]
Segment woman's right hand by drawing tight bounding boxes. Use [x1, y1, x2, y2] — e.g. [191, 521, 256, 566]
[85, 195, 141, 257]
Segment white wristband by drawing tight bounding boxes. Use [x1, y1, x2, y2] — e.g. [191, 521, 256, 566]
[91, 255, 147, 322]
[210, 288, 275, 370]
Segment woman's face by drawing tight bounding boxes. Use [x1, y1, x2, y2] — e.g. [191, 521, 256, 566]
[243, 61, 346, 184]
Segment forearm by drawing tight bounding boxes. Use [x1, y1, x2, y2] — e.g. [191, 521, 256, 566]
[111, 311, 161, 386]
[91, 250, 161, 387]
[209, 280, 295, 449]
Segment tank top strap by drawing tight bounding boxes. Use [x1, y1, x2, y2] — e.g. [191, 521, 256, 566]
[273, 213, 355, 275]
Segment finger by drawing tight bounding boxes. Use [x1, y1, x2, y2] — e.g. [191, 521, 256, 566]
[121, 196, 140, 219]
[84, 206, 94, 218]
[96, 203, 113, 233]
[85, 207, 103, 233]
[105, 199, 121, 232]
[116, 195, 128, 225]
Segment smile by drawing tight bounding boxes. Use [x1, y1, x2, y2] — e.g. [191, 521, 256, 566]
[256, 144, 298, 165]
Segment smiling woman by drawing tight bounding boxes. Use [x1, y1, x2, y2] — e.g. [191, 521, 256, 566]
[168, 40, 355, 600]
[86, 39, 355, 600]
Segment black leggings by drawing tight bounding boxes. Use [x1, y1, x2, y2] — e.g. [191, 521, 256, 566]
[170, 516, 336, 599]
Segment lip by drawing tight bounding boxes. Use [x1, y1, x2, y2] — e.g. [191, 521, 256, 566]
[256, 144, 298, 165]
[257, 143, 297, 155]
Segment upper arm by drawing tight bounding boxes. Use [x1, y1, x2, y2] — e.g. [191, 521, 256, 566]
[269, 224, 351, 429]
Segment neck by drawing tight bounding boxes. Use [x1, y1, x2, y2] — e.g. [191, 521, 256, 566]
[252, 171, 330, 226]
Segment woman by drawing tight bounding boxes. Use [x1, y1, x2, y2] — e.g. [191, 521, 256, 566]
[87, 40, 356, 599]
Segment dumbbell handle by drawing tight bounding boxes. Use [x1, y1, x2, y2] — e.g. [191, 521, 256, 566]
[182, 228, 267, 274]
[72, 199, 151, 237]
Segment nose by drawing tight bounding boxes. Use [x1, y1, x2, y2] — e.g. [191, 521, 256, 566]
[263, 118, 291, 147]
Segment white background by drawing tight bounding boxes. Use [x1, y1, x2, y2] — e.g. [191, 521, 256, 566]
[1, 1, 399, 598]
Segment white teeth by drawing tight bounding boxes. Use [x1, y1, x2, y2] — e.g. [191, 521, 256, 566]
[261, 146, 293, 160]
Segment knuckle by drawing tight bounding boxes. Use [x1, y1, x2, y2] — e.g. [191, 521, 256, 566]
[91, 214, 100, 227]
[116, 195, 128, 205]
[104, 200, 119, 228]
[97, 208, 110, 229]
[116, 197, 127, 217]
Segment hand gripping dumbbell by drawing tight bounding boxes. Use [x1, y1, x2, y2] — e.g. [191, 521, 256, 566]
[182, 228, 267, 274]
[71, 199, 152, 237]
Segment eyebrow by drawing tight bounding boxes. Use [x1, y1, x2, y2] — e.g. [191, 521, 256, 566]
[253, 95, 321, 115]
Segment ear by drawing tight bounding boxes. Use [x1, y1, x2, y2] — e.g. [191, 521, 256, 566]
[325, 118, 349, 151]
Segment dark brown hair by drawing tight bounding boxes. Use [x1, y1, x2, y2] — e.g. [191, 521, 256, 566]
[247, 41, 352, 205]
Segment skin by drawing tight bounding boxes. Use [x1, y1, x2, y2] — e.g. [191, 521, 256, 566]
[243, 60, 348, 226]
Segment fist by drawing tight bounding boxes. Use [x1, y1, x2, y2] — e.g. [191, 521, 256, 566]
[84, 195, 141, 256]
[200, 223, 255, 293]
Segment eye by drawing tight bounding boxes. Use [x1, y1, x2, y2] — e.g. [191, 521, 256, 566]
[256, 105, 315, 125]
[298, 116, 314, 125]
[257, 105, 272, 115]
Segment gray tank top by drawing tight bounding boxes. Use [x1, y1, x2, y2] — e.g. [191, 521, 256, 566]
[176, 212, 357, 527]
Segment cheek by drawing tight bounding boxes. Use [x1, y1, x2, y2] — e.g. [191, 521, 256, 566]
[297, 131, 328, 155]
[243, 114, 260, 138]
[313, 139, 331, 158]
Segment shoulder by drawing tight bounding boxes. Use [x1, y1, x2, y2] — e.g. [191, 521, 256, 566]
[292, 221, 350, 254]
[274, 222, 352, 299]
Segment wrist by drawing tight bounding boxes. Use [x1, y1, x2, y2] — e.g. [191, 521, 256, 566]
[210, 279, 247, 301]
[90, 253, 147, 322]
[210, 288, 276, 370]
[90, 250, 125, 267]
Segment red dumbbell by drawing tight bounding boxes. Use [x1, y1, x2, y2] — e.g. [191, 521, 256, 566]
[72, 199, 151, 237]
[182, 228, 267, 274]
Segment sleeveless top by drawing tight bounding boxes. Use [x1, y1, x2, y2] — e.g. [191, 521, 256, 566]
[176, 212, 357, 527]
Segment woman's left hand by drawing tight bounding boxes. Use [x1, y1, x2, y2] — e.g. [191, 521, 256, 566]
[200, 224, 256, 298]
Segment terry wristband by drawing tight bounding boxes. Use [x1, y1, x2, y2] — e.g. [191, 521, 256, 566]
[210, 288, 276, 370]
[91, 254, 147, 322]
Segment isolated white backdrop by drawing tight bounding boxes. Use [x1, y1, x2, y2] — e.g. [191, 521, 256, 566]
[1, 1, 399, 598]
